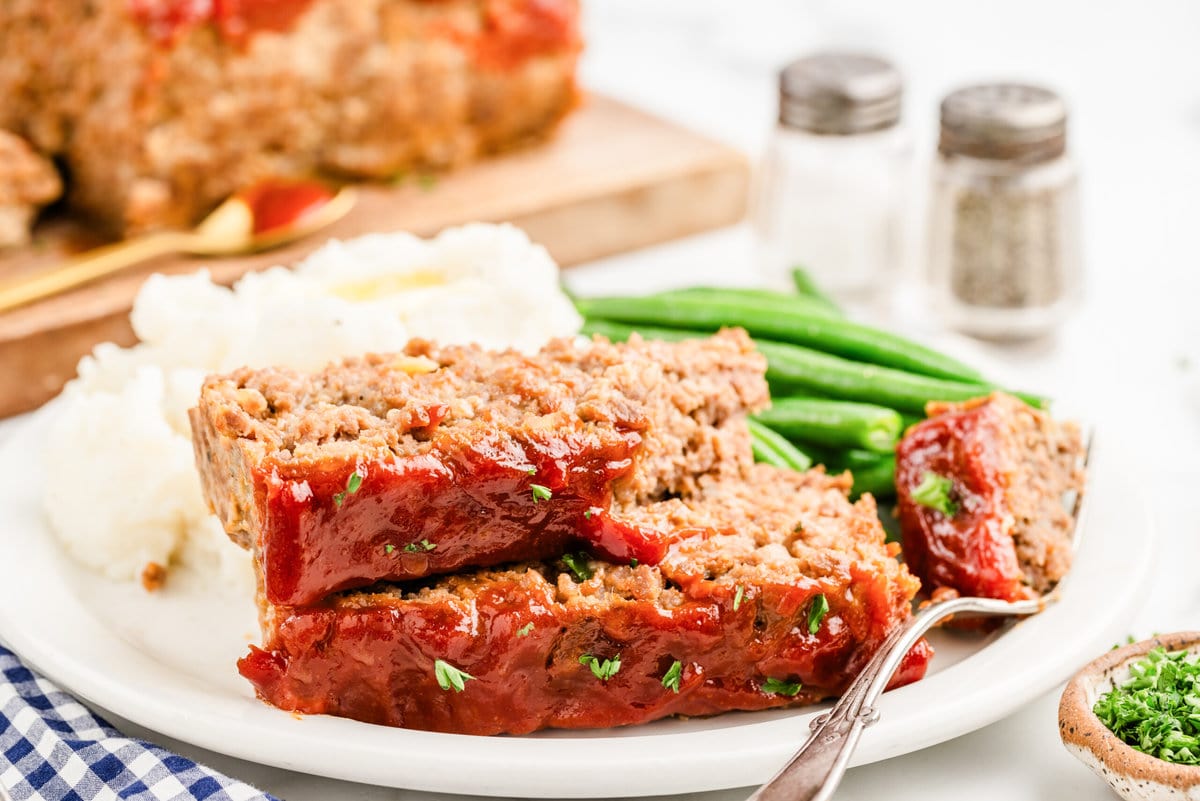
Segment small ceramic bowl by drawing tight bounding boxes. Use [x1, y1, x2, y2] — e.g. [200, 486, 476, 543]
[1060, 632, 1200, 800]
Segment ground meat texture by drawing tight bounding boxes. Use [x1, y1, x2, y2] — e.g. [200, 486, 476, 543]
[0, 131, 61, 249]
[190, 331, 769, 605]
[239, 466, 932, 735]
[895, 392, 1085, 601]
[0, 0, 580, 235]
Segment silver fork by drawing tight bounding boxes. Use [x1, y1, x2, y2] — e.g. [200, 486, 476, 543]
[748, 432, 1093, 801]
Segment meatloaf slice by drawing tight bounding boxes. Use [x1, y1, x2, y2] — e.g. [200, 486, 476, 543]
[239, 465, 932, 735]
[190, 330, 769, 606]
[0, 0, 580, 234]
[895, 392, 1085, 602]
[0, 131, 61, 249]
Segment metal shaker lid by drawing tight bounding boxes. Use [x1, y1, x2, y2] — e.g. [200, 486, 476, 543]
[779, 52, 902, 135]
[939, 83, 1068, 162]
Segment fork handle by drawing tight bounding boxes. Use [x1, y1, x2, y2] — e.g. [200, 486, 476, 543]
[0, 231, 192, 313]
[745, 672, 878, 801]
[748, 594, 1040, 801]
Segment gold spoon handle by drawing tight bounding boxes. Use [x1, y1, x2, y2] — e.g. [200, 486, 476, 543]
[0, 231, 194, 314]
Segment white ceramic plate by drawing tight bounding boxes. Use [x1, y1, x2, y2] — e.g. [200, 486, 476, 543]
[0, 405, 1153, 798]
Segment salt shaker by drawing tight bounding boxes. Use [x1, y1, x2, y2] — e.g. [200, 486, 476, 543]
[754, 52, 911, 298]
[927, 84, 1082, 340]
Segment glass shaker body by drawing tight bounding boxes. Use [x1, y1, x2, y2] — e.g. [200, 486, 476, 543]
[927, 83, 1082, 341]
[927, 152, 1081, 340]
[755, 124, 911, 297]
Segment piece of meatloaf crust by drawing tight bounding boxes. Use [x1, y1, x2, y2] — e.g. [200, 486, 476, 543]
[0, 131, 61, 249]
[0, 0, 580, 235]
[191, 330, 769, 606]
[239, 465, 932, 735]
[895, 392, 1085, 602]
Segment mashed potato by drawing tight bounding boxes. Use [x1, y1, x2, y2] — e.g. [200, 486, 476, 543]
[42, 224, 581, 592]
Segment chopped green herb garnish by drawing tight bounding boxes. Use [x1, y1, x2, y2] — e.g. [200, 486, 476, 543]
[1094, 646, 1200, 765]
[583, 509, 594, 520]
[579, 653, 622, 681]
[530, 484, 552, 503]
[516, 622, 535, 637]
[434, 659, 474, 692]
[384, 544, 396, 555]
[808, 594, 829, 635]
[912, 471, 958, 516]
[733, 584, 745, 611]
[333, 470, 364, 507]
[630, 558, 639, 568]
[793, 522, 804, 534]
[762, 677, 802, 697]
[562, 552, 593, 582]
[662, 660, 683, 693]
[526, 467, 537, 476]
[404, 539, 437, 553]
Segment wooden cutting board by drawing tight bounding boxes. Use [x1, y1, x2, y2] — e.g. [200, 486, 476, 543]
[0, 95, 749, 418]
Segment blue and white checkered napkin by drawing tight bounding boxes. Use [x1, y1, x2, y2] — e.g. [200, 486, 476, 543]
[0, 645, 278, 801]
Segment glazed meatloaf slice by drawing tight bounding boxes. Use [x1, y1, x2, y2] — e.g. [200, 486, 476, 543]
[0, 0, 579, 234]
[895, 392, 1085, 602]
[239, 465, 932, 735]
[191, 330, 769, 606]
[0, 131, 61, 249]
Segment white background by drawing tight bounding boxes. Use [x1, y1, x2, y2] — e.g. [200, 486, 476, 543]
[4, 1, 1199, 799]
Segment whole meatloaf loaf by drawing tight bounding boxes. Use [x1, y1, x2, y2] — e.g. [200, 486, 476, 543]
[191, 330, 769, 606]
[239, 465, 933, 734]
[0, 0, 580, 235]
[895, 392, 1085, 602]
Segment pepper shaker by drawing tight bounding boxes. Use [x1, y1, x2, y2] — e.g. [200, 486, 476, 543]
[926, 83, 1083, 340]
[753, 52, 911, 298]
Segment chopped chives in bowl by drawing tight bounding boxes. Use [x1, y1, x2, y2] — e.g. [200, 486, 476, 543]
[1093, 646, 1200, 765]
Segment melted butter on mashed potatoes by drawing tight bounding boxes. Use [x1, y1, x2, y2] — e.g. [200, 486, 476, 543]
[42, 224, 581, 592]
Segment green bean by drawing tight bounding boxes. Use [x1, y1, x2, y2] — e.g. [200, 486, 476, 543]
[746, 418, 813, 471]
[574, 293, 983, 383]
[578, 320, 1048, 413]
[834, 448, 891, 470]
[789, 444, 895, 499]
[664, 287, 839, 318]
[847, 455, 897, 500]
[749, 431, 788, 469]
[754, 398, 902, 454]
[754, 339, 1048, 413]
[749, 431, 787, 468]
[580, 319, 701, 342]
[773, 437, 814, 472]
[789, 266, 842, 315]
[787, 444, 878, 472]
[788, 443, 838, 469]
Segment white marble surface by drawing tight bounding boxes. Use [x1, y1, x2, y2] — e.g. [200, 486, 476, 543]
[5, 1, 1200, 799]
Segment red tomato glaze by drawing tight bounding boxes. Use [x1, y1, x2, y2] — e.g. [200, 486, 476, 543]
[895, 401, 1026, 601]
[256, 421, 662, 606]
[473, 0, 582, 70]
[127, 0, 314, 46]
[213, 0, 315, 40]
[240, 565, 933, 734]
[428, 0, 582, 71]
[237, 179, 334, 235]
